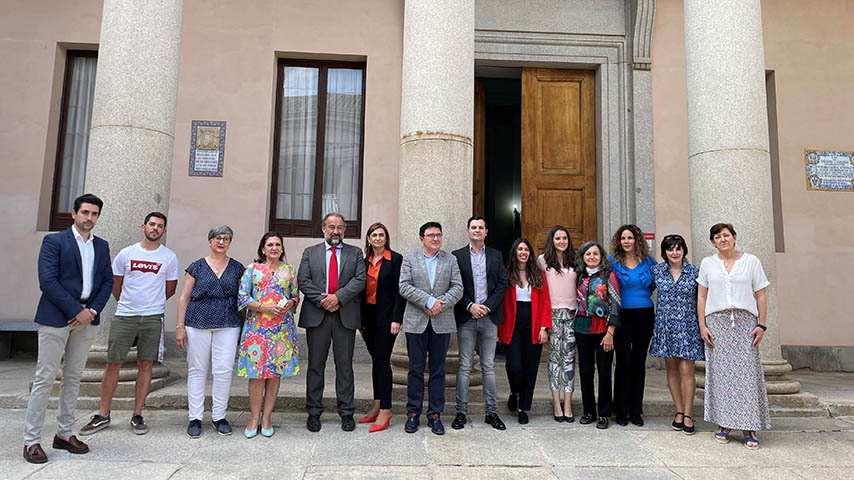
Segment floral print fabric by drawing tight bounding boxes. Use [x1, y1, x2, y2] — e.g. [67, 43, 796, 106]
[703, 309, 771, 431]
[548, 308, 576, 392]
[649, 262, 704, 361]
[236, 262, 300, 379]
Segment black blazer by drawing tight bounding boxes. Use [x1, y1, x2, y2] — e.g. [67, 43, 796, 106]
[360, 250, 406, 327]
[452, 245, 508, 325]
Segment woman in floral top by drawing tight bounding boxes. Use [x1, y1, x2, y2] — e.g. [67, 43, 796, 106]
[650, 234, 703, 435]
[573, 241, 621, 430]
[236, 232, 300, 438]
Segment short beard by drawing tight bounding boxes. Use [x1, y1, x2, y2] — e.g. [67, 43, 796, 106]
[144, 233, 162, 243]
[326, 236, 341, 246]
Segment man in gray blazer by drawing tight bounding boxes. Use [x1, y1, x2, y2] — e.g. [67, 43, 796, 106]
[399, 222, 463, 435]
[298, 213, 366, 433]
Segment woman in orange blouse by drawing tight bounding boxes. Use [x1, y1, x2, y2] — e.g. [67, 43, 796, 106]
[358, 222, 405, 432]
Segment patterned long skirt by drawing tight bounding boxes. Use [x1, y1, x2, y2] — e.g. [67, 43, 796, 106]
[548, 308, 576, 392]
[703, 309, 771, 431]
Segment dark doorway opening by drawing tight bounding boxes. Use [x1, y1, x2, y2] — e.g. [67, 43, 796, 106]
[476, 72, 522, 260]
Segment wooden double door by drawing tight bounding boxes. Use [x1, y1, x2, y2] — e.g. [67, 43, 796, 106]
[474, 68, 597, 253]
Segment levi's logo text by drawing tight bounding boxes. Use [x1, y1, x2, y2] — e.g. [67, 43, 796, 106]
[130, 260, 162, 274]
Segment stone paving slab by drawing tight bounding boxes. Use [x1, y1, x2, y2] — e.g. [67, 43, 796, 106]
[2, 409, 854, 479]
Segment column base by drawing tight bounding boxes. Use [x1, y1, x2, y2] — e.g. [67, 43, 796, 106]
[695, 360, 821, 409]
[390, 332, 482, 387]
[54, 345, 177, 397]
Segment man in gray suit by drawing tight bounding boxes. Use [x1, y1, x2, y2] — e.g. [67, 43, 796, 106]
[399, 222, 463, 435]
[298, 213, 366, 432]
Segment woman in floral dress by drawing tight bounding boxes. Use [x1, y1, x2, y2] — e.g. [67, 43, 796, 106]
[650, 234, 703, 435]
[237, 232, 300, 438]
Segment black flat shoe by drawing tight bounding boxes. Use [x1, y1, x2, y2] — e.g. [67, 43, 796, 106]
[630, 415, 644, 427]
[681, 415, 696, 435]
[615, 416, 628, 426]
[596, 416, 609, 429]
[518, 411, 529, 425]
[579, 413, 596, 425]
[672, 411, 684, 431]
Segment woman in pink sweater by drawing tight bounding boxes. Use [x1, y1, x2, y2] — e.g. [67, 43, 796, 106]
[537, 225, 578, 422]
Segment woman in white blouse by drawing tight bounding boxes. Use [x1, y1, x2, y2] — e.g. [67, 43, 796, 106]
[697, 223, 770, 450]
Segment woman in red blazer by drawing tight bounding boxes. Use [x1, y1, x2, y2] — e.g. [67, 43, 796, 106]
[499, 238, 551, 424]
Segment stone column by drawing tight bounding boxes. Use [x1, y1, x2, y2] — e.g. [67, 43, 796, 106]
[684, 0, 809, 406]
[391, 0, 478, 387]
[77, 0, 184, 394]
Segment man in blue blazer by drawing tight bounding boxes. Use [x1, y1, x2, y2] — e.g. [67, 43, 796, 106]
[23, 194, 113, 464]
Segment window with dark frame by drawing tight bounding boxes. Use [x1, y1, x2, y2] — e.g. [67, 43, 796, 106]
[50, 50, 98, 231]
[270, 59, 366, 238]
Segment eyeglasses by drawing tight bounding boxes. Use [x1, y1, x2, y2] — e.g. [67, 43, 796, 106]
[423, 233, 443, 239]
[213, 236, 232, 244]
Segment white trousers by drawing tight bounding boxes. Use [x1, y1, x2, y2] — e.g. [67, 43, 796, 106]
[185, 326, 239, 421]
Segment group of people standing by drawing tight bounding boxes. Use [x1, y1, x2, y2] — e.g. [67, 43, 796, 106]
[22, 193, 773, 464]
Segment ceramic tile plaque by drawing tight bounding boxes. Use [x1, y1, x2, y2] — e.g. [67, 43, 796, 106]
[189, 120, 226, 177]
[805, 150, 854, 192]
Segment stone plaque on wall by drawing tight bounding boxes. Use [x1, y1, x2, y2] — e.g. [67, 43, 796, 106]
[189, 120, 226, 177]
[805, 150, 854, 192]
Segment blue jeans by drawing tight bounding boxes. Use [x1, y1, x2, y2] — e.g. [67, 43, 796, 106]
[456, 317, 498, 415]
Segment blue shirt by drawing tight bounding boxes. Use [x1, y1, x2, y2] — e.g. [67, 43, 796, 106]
[609, 254, 656, 309]
[184, 257, 245, 329]
[424, 249, 439, 308]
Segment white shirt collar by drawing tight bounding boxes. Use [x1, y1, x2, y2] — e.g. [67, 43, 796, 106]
[72, 224, 93, 244]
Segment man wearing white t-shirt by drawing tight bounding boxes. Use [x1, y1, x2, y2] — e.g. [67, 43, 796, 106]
[80, 212, 179, 436]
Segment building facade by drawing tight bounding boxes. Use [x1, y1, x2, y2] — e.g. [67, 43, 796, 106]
[0, 0, 852, 370]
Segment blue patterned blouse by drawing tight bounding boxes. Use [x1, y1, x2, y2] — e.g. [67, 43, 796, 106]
[184, 257, 245, 329]
[649, 262, 704, 360]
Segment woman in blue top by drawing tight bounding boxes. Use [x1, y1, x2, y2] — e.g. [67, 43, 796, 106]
[650, 234, 703, 435]
[609, 224, 656, 427]
[176, 225, 245, 439]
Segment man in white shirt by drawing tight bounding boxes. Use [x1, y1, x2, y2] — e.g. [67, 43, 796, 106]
[79, 212, 179, 436]
[24, 194, 113, 464]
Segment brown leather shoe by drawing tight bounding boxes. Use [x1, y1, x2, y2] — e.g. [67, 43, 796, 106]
[52, 434, 89, 454]
[23, 444, 47, 463]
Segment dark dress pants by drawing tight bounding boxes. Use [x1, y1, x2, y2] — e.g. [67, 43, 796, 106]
[613, 307, 655, 417]
[576, 331, 613, 417]
[405, 321, 451, 417]
[305, 311, 356, 417]
[505, 302, 543, 412]
[362, 304, 397, 409]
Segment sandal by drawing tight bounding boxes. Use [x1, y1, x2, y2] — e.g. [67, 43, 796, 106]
[714, 426, 730, 444]
[681, 415, 695, 435]
[743, 431, 760, 450]
[671, 411, 684, 431]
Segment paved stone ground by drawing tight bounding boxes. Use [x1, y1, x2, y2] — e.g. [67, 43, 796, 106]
[3, 408, 854, 479]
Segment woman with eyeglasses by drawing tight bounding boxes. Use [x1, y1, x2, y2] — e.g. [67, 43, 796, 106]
[698, 223, 770, 450]
[649, 234, 703, 435]
[176, 225, 245, 438]
[609, 224, 657, 427]
[236, 232, 300, 438]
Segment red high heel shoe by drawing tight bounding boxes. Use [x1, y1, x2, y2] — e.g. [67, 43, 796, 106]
[369, 414, 391, 433]
[358, 412, 379, 424]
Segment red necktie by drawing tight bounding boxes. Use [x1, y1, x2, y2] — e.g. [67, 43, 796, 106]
[328, 248, 339, 294]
